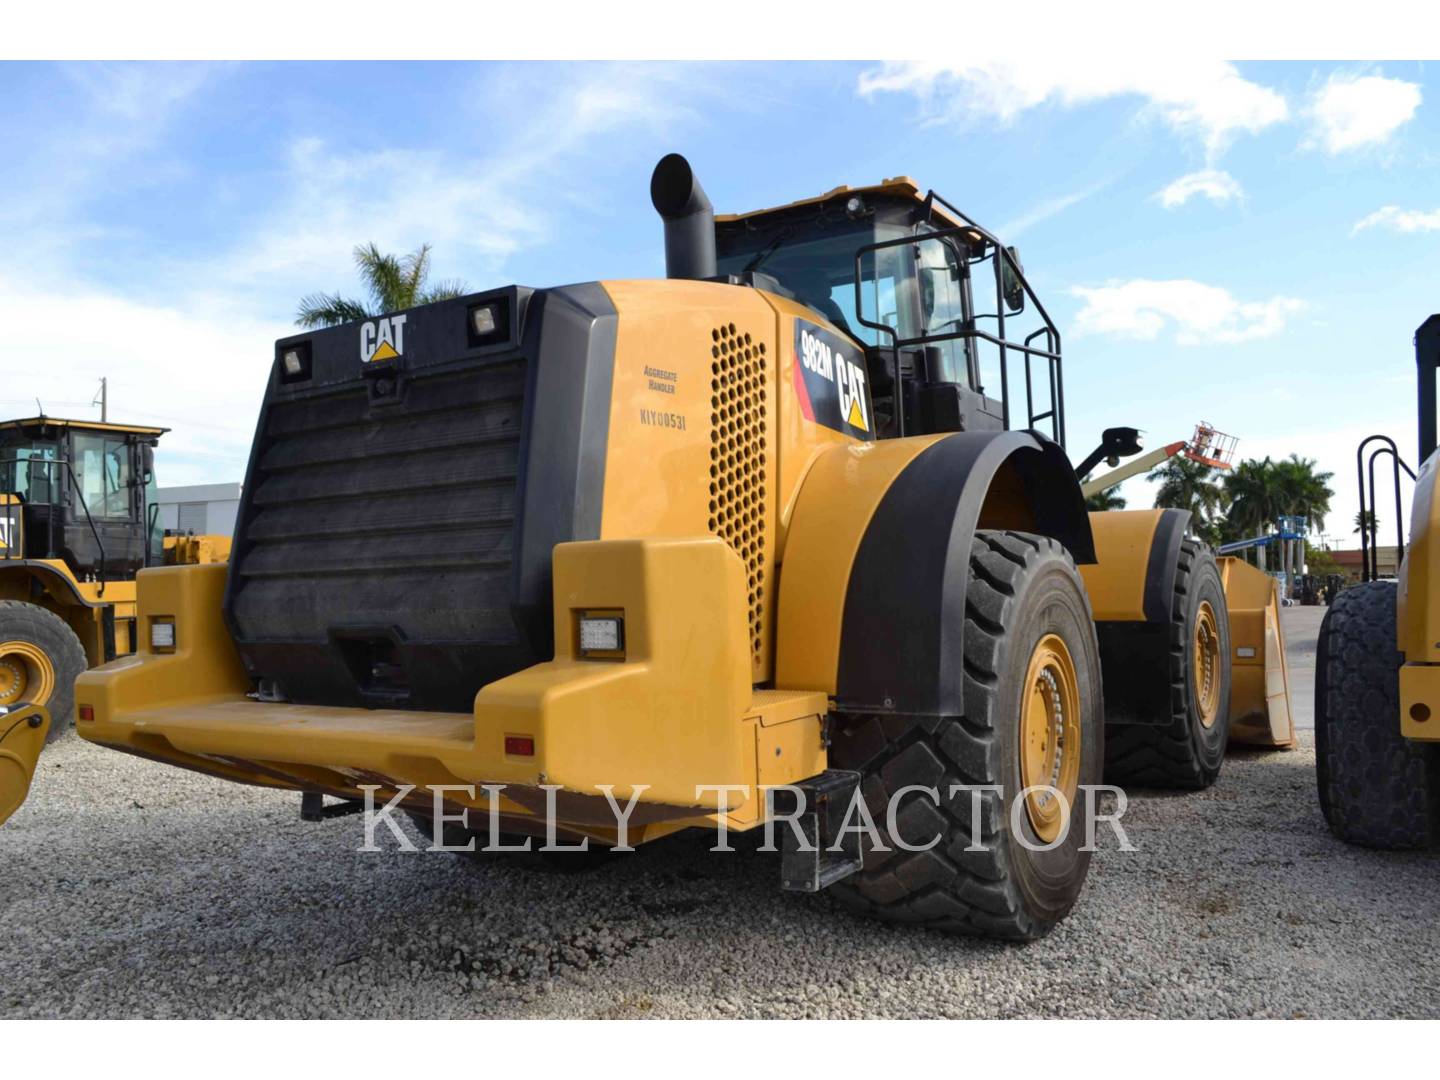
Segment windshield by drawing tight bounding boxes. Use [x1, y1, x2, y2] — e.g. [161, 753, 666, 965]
[717, 218, 919, 347]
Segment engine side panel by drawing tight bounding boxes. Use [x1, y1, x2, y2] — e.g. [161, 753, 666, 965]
[598, 280, 873, 683]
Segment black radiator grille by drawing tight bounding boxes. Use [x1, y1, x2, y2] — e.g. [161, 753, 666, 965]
[227, 357, 531, 710]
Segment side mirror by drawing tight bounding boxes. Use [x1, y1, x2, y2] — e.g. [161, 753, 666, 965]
[1001, 246, 1025, 314]
[140, 443, 155, 484]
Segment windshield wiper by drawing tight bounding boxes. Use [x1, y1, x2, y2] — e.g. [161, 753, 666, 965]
[742, 225, 794, 273]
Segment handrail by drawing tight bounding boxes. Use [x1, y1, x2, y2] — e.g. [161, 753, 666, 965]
[59, 459, 106, 597]
[1355, 434, 1414, 582]
[851, 218, 1065, 447]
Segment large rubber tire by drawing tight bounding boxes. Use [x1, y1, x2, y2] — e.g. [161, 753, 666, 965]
[1103, 540, 1232, 790]
[0, 600, 87, 744]
[825, 530, 1105, 942]
[1315, 581, 1440, 849]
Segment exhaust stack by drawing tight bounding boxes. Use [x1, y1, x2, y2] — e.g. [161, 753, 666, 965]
[650, 153, 716, 281]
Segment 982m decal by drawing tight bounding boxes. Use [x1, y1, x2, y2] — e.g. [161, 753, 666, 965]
[792, 319, 873, 441]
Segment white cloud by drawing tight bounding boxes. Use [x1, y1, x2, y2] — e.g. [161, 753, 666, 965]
[1352, 205, 1440, 235]
[857, 60, 1288, 156]
[998, 178, 1111, 238]
[188, 63, 697, 309]
[1069, 279, 1305, 345]
[60, 62, 221, 123]
[1305, 71, 1421, 153]
[1155, 168, 1244, 209]
[0, 273, 289, 486]
[0, 63, 706, 487]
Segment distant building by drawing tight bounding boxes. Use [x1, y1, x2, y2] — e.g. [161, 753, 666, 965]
[1330, 546, 1401, 581]
[157, 482, 241, 538]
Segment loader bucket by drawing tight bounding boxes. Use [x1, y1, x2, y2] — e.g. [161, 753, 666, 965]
[0, 703, 50, 826]
[1217, 557, 1296, 748]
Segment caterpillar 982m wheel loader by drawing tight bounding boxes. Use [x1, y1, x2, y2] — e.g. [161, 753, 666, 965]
[54, 155, 1290, 940]
[1316, 315, 1440, 849]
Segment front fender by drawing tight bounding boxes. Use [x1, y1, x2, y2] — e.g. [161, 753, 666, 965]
[775, 430, 1093, 714]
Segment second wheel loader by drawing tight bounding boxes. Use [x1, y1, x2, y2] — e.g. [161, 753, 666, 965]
[1316, 315, 1440, 849]
[37, 154, 1292, 941]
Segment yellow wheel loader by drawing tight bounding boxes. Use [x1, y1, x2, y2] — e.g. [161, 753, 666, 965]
[1077, 426, 1294, 788]
[0, 416, 187, 742]
[1316, 315, 1440, 849]
[61, 155, 1289, 940]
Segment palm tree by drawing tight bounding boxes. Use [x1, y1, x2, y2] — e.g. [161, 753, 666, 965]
[1150, 456, 1227, 527]
[1273, 453, 1334, 534]
[1354, 509, 1378, 535]
[1224, 457, 1285, 538]
[296, 243, 467, 327]
[1085, 488, 1127, 512]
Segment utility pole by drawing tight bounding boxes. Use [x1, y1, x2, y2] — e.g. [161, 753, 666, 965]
[93, 377, 107, 422]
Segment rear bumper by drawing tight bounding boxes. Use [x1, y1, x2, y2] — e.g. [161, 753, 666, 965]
[76, 542, 829, 842]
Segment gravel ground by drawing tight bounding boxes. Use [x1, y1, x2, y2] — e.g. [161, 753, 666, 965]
[3, 606, 1438, 1019]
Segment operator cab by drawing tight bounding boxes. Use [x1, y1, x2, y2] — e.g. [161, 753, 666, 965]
[0, 417, 167, 581]
[716, 178, 1063, 445]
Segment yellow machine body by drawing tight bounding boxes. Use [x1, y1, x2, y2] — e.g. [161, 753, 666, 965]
[1396, 449, 1440, 741]
[0, 561, 140, 665]
[76, 277, 1098, 844]
[1080, 508, 1294, 748]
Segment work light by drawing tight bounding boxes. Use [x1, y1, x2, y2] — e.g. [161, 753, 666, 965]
[277, 341, 312, 383]
[150, 619, 176, 653]
[466, 297, 509, 347]
[470, 304, 498, 337]
[578, 615, 624, 656]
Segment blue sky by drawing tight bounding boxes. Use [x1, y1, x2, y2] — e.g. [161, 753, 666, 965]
[1, 60, 1434, 542]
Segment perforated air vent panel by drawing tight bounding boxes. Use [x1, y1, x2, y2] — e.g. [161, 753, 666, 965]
[707, 322, 769, 676]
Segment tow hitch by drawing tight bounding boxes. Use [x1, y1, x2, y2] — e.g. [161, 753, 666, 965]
[772, 769, 864, 892]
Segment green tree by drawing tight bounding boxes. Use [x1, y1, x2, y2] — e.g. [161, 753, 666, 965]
[1085, 488, 1127, 512]
[1150, 455, 1227, 526]
[1306, 543, 1343, 578]
[1273, 453, 1334, 534]
[296, 243, 467, 327]
[1354, 509, 1378, 535]
[1223, 457, 1286, 538]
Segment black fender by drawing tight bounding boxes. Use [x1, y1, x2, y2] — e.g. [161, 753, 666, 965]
[1140, 508, 1192, 623]
[835, 430, 1094, 716]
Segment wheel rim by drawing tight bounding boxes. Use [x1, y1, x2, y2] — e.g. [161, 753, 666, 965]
[0, 641, 55, 707]
[1193, 601, 1221, 729]
[1019, 632, 1082, 844]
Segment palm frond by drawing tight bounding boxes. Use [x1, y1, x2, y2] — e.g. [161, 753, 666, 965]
[353, 243, 410, 314]
[296, 292, 372, 328]
[402, 244, 433, 303]
[420, 278, 470, 304]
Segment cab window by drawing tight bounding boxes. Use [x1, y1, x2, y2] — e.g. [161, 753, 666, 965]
[72, 434, 132, 518]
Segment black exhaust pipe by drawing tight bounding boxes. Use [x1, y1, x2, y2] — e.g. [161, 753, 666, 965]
[650, 153, 716, 281]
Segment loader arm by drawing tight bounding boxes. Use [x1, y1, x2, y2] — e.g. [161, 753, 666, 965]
[1080, 441, 1186, 498]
